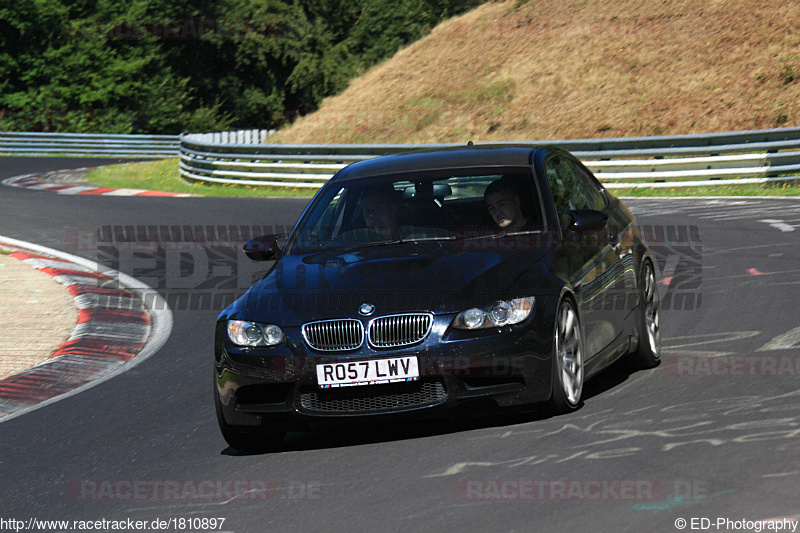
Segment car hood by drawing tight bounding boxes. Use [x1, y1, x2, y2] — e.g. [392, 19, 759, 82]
[237, 241, 549, 325]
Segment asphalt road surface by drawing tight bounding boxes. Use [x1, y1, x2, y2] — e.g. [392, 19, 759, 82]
[1, 157, 799, 532]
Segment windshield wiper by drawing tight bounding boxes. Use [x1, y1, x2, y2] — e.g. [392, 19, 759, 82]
[352, 236, 458, 248]
[464, 229, 544, 241]
[399, 236, 457, 243]
[341, 239, 403, 250]
[328, 235, 459, 252]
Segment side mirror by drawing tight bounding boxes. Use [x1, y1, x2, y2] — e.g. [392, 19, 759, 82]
[243, 235, 282, 261]
[564, 209, 608, 230]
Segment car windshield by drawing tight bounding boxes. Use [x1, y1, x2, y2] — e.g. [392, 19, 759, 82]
[286, 167, 544, 254]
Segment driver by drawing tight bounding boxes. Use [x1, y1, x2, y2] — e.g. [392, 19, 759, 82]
[484, 178, 531, 231]
[360, 185, 400, 239]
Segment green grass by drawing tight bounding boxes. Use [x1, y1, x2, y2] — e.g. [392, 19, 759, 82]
[610, 179, 800, 197]
[85, 159, 318, 198]
[84, 158, 800, 198]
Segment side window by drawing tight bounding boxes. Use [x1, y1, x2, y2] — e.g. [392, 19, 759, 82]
[572, 162, 607, 211]
[546, 156, 606, 212]
[545, 158, 570, 212]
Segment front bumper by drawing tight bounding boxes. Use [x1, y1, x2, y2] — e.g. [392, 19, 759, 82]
[214, 313, 555, 432]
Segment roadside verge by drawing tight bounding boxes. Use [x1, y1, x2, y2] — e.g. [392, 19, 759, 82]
[2, 167, 194, 197]
[0, 235, 172, 422]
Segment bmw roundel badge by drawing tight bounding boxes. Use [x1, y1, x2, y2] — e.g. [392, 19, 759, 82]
[359, 303, 375, 316]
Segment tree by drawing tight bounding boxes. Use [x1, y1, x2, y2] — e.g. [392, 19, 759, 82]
[0, 0, 484, 133]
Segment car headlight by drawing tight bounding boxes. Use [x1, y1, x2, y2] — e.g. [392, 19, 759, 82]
[227, 320, 285, 347]
[453, 297, 535, 329]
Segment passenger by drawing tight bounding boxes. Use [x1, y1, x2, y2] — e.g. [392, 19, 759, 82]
[360, 185, 400, 239]
[484, 178, 533, 231]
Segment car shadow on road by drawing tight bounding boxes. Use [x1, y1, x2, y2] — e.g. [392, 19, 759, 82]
[221, 357, 657, 456]
[582, 356, 654, 402]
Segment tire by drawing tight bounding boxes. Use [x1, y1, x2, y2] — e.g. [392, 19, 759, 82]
[214, 382, 285, 453]
[549, 298, 584, 414]
[631, 260, 661, 369]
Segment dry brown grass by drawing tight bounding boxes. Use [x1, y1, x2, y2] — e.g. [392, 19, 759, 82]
[270, 0, 800, 144]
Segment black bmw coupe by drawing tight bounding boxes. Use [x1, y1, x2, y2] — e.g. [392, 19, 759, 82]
[214, 146, 661, 451]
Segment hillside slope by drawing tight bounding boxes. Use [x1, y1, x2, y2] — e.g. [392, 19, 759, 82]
[271, 0, 800, 143]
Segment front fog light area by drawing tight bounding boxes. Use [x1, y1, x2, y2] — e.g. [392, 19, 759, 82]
[453, 297, 535, 330]
[227, 320, 285, 347]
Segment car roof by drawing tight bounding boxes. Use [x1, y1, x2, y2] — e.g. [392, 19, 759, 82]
[331, 145, 556, 182]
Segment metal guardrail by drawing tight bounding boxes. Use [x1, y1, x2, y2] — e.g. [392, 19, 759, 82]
[0, 131, 179, 157]
[4, 128, 799, 188]
[179, 127, 800, 189]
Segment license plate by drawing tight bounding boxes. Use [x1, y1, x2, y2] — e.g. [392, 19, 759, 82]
[316, 356, 420, 388]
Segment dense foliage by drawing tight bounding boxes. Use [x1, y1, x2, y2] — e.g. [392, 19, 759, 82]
[0, 0, 482, 133]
